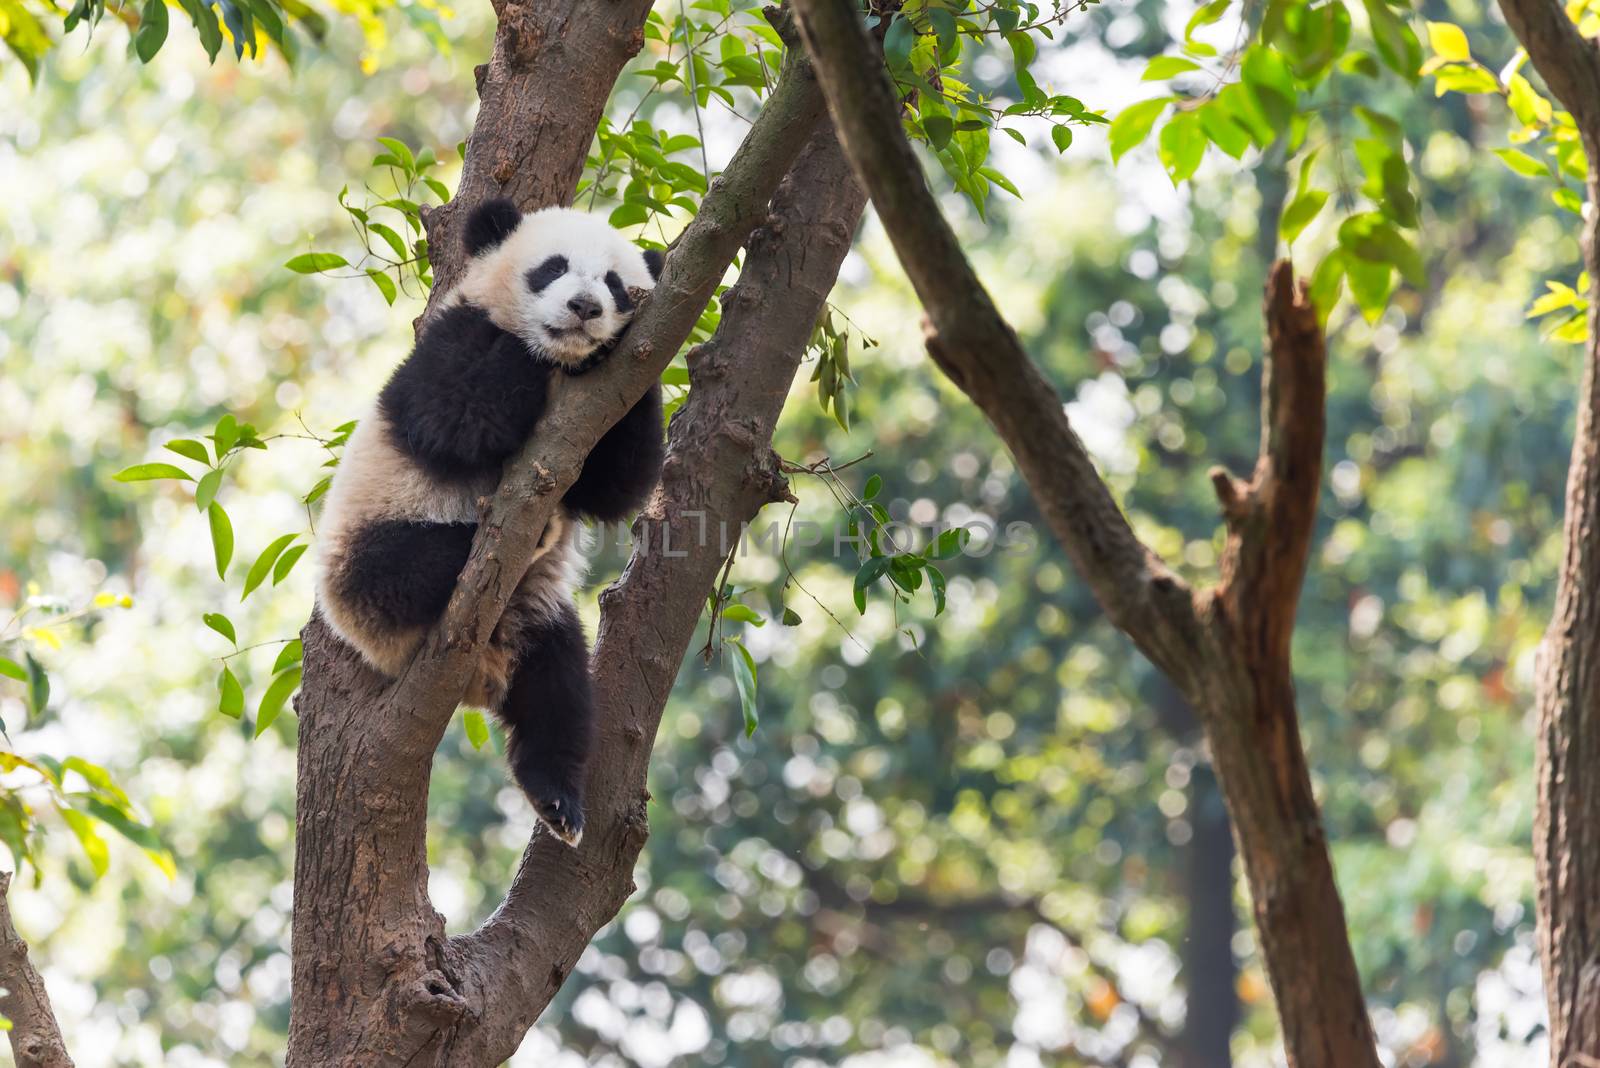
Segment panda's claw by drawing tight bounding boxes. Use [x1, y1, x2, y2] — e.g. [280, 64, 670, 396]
[529, 786, 585, 847]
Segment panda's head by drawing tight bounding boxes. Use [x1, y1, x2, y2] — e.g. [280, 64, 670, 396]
[456, 199, 665, 366]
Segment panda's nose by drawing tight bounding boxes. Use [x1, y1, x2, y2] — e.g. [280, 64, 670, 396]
[568, 296, 603, 322]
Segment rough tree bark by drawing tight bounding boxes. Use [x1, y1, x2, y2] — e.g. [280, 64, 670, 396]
[789, 0, 1377, 1063]
[1491, 1, 1600, 1061]
[0, 874, 73, 1068]
[280, 5, 864, 1061]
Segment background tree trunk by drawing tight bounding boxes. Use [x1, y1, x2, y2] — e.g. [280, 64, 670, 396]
[1489, 2, 1600, 1061]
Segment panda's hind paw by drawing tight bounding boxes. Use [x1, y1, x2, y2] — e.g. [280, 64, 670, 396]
[529, 784, 585, 847]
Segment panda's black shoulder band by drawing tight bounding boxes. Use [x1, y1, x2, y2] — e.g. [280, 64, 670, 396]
[464, 198, 523, 257]
[644, 247, 665, 281]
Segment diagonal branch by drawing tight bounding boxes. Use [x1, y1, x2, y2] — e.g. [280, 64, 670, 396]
[1210, 261, 1326, 666]
[439, 127, 866, 1067]
[787, 0, 1201, 685]
[0, 874, 73, 1068]
[789, 3, 1378, 1064]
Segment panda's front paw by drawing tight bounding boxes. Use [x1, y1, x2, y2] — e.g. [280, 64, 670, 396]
[527, 779, 585, 847]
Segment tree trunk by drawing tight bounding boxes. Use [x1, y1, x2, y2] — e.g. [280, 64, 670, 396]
[283, 7, 862, 1045]
[1180, 763, 1238, 1068]
[1488, 3, 1600, 1061]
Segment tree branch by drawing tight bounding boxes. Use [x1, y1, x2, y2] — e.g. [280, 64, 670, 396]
[787, 0, 1202, 688]
[422, 0, 657, 296]
[789, 4, 1378, 1064]
[290, 9, 832, 1064]
[1210, 261, 1326, 666]
[439, 127, 866, 1067]
[0, 874, 73, 1068]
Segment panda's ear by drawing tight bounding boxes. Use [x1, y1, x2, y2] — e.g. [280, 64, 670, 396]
[643, 247, 665, 281]
[464, 199, 523, 258]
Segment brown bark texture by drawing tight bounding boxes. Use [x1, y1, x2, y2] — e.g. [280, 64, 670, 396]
[0, 873, 74, 1068]
[789, 0, 1378, 1063]
[282, 1, 863, 1058]
[1493, 1, 1600, 1061]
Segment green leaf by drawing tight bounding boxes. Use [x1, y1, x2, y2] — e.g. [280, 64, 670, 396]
[1142, 55, 1201, 81]
[863, 474, 883, 500]
[113, 463, 194, 483]
[1197, 99, 1251, 158]
[24, 653, 47, 717]
[1109, 98, 1170, 163]
[285, 252, 350, 274]
[273, 544, 308, 585]
[1050, 125, 1073, 154]
[255, 667, 300, 738]
[928, 564, 948, 615]
[1279, 188, 1328, 244]
[203, 613, 237, 646]
[853, 556, 892, 613]
[1554, 187, 1585, 215]
[1241, 46, 1294, 134]
[367, 269, 397, 304]
[721, 604, 765, 626]
[1338, 212, 1424, 287]
[1345, 256, 1394, 322]
[272, 639, 304, 675]
[980, 166, 1022, 199]
[133, 0, 169, 62]
[60, 807, 110, 878]
[1494, 147, 1550, 178]
[1308, 249, 1346, 323]
[242, 534, 298, 600]
[217, 665, 244, 719]
[1185, 0, 1230, 40]
[923, 115, 954, 151]
[163, 439, 211, 465]
[926, 7, 956, 55]
[1425, 21, 1469, 62]
[1432, 64, 1500, 95]
[375, 137, 415, 174]
[883, 14, 916, 70]
[729, 640, 758, 738]
[463, 709, 490, 749]
[212, 414, 238, 456]
[208, 503, 234, 580]
[367, 220, 408, 262]
[1158, 111, 1205, 183]
[0, 657, 23, 682]
[781, 607, 803, 626]
[194, 468, 223, 513]
[1364, 0, 1422, 81]
[932, 527, 970, 559]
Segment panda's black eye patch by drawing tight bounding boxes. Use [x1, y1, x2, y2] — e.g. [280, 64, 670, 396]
[525, 255, 569, 293]
[603, 270, 634, 313]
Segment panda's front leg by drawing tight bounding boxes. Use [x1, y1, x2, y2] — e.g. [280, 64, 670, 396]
[495, 598, 593, 845]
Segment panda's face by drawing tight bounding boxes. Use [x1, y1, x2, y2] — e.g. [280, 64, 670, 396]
[457, 206, 657, 367]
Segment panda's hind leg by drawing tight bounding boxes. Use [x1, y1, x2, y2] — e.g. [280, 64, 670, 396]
[496, 598, 593, 845]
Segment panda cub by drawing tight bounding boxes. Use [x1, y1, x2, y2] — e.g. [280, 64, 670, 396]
[317, 199, 666, 845]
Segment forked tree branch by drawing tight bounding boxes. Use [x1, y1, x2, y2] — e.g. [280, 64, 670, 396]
[788, 1, 1378, 1063]
[0, 874, 73, 1068]
[1210, 261, 1326, 665]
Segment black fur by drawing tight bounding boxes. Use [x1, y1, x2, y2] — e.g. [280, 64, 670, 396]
[603, 270, 634, 314]
[332, 520, 475, 629]
[463, 198, 523, 257]
[378, 304, 552, 479]
[499, 601, 593, 843]
[526, 255, 569, 293]
[565, 385, 664, 521]
[644, 247, 665, 281]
